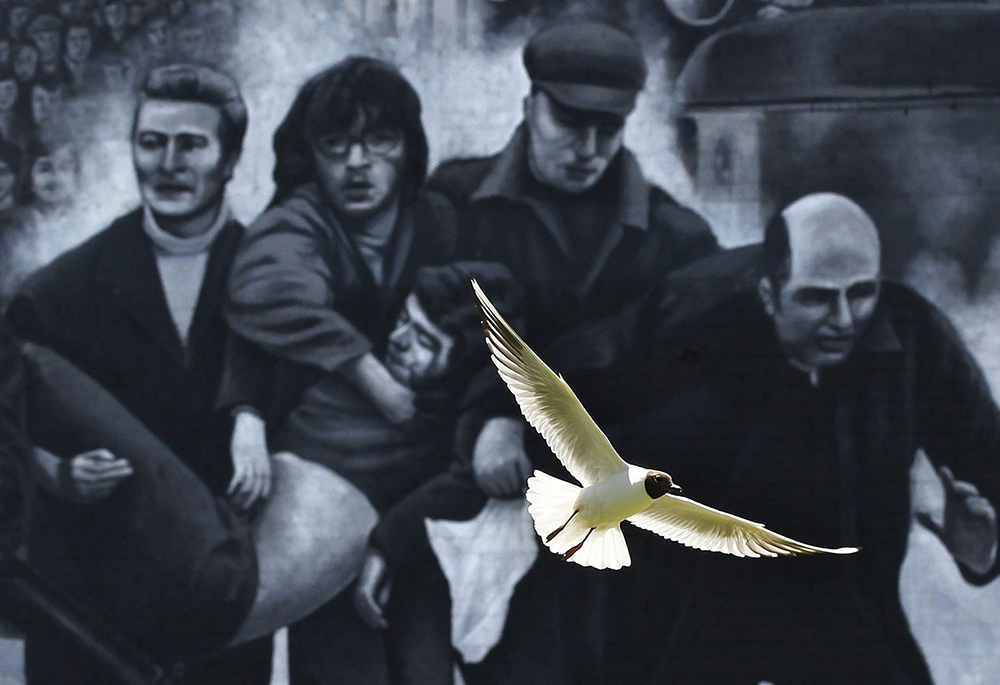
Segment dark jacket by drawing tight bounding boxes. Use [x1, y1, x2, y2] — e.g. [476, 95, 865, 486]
[618, 281, 1000, 685]
[6, 208, 244, 494]
[374, 132, 720, 562]
[429, 125, 719, 467]
[221, 183, 457, 427]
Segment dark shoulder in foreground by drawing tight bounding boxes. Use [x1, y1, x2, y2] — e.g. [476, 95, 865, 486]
[879, 279, 957, 335]
[411, 188, 458, 252]
[647, 184, 719, 258]
[427, 154, 500, 207]
[14, 209, 143, 301]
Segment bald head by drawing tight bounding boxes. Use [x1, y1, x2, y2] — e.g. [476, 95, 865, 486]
[783, 193, 880, 286]
[760, 193, 882, 372]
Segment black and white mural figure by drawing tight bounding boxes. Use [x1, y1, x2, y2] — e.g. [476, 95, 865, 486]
[5, 63, 276, 684]
[221, 56, 457, 684]
[0, 1, 996, 684]
[611, 193, 1000, 683]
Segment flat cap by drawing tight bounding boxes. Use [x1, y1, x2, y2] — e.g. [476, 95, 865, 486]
[523, 19, 647, 116]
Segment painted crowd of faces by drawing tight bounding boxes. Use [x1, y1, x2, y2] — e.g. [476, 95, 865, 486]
[0, 0, 240, 234]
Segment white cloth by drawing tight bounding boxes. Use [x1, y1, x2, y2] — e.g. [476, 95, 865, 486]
[425, 498, 539, 664]
[142, 203, 230, 345]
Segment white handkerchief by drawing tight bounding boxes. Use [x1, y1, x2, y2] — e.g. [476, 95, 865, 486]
[425, 498, 539, 664]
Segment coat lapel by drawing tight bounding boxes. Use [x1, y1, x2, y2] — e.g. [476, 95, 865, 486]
[95, 211, 185, 364]
[186, 220, 243, 361]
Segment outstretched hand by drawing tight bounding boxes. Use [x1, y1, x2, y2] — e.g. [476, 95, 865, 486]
[916, 465, 998, 576]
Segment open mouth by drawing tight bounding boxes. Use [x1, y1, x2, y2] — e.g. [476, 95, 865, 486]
[563, 165, 596, 181]
[154, 183, 193, 196]
[816, 336, 853, 352]
[341, 181, 374, 201]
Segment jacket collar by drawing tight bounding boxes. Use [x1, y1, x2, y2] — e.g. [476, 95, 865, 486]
[289, 183, 416, 294]
[469, 124, 650, 232]
[95, 208, 242, 364]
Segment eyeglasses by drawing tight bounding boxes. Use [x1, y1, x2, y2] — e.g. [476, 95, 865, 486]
[315, 128, 404, 159]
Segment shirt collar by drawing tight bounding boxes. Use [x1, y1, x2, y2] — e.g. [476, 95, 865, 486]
[470, 123, 650, 231]
[142, 199, 231, 256]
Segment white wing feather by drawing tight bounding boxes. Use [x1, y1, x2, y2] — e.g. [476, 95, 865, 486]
[471, 279, 628, 487]
[628, 495, 859, 558]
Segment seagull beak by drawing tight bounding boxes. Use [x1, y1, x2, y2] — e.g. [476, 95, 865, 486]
[669, 484, 683, 495]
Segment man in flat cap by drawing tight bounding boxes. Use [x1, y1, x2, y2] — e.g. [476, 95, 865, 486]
[415, 16, 719, 683]
[26, 13, 67, 84]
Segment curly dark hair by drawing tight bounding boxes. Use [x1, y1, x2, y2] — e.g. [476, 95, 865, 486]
[411, 261, 526, 383]
[270, 56, 429, 206]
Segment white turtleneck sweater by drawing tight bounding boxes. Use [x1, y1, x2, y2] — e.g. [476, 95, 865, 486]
[142, 203, 230, 347]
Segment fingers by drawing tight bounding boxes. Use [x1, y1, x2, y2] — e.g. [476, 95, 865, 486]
[353, 586, 388, 630]
[938, 466, 980, 497]
[915, 511, 944, 539]
[73, 455, 133, 483]
[965, 496, 997, 519]
[228, 455, 272, 510]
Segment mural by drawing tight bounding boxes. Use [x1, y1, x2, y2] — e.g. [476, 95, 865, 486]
[0, 1, 997, 684]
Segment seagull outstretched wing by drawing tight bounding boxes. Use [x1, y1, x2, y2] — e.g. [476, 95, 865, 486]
[471, 279, 627, 487]
[628, 495, 859, 558]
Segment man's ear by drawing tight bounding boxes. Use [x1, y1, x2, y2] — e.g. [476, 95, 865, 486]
[221, 150, 240, 183]
[758, 276, 777, 316]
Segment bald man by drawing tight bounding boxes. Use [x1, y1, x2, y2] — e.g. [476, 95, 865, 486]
[605, 193, 1000, 684]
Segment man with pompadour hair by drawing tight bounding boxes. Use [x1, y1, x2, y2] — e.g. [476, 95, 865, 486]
[7, 62, 273, 684]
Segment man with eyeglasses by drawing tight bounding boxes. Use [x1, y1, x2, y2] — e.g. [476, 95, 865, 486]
[223, 56, 457, 684]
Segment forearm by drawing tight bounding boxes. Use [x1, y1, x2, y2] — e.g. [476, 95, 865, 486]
[226, 219, 373, 374]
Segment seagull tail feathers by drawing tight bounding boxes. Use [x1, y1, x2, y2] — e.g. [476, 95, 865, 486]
[526, 470, 631, 570]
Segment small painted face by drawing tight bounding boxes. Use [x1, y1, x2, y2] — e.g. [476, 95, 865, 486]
[31, 85, 60, 125]
[127, 2, 144, 27]
[14, 44, 38, 82]
[31, 30, 61, 65]
[384, 294, 455, 389]
[0, 160, 16, 205]
[525, 90, 625, 194]
[31, 145, 79, 207]
[58, 1, 75, 17]
[145, 18, 168, 49]
[176, 26, 204, 59]
[65, 26, 93, 63]
[133, 99, 234, 223]
[104, 2, 127, 31]
[0, 80, 19, 111]
[312, 117, 406, 220]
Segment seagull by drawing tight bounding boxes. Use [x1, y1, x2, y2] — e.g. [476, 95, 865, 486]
[471, 279, 860, 571]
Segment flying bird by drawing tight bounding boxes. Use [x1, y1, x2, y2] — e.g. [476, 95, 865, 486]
[471, 279, 860, 570]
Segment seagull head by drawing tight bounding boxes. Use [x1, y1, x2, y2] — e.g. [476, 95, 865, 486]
[644, 471, 683, 499]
